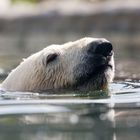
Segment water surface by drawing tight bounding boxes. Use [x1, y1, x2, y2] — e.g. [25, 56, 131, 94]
[0, 80, 140, 140]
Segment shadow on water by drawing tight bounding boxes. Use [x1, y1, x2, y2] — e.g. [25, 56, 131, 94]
[0, 80, 140, 140]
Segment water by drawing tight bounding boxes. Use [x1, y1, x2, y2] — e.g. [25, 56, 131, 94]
[0, 80, 140, 140]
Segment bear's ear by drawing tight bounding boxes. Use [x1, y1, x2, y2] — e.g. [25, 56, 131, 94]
[45, 53, 58, 65]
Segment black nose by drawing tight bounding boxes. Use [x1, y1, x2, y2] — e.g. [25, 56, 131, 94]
[95, 42, 113, 57]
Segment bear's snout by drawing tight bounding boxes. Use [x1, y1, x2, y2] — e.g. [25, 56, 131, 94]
[86, 41, 113, 69]
[88, 41, 113, 57]
[95, 42, 113, 57]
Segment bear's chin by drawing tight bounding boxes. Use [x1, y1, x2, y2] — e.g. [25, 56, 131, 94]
[74, 75, 108, 91]
[73, 65, 113, 91]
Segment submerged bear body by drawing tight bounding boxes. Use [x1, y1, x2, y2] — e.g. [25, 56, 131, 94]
[1, 37, 115, 92]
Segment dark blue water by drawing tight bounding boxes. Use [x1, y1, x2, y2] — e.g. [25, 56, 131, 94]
[0, 80, 140, 140]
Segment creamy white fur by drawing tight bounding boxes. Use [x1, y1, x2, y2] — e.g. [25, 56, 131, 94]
[1, 37, 114, 92]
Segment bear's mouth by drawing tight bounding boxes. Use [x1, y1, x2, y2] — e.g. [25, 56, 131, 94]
[73, 55, 114, 91]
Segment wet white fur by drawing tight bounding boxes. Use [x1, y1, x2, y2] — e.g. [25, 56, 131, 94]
[1, 37, 114, 92]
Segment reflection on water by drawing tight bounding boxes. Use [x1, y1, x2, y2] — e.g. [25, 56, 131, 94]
[0, 80, 140, 140]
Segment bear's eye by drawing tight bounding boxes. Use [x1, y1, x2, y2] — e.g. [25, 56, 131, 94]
[46, 53, 58, 64]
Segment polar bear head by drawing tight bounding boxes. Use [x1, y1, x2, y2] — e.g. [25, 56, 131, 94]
[2, 37, 115, 92]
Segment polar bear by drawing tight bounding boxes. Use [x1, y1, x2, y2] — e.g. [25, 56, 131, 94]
[1, 37, 115, 92]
